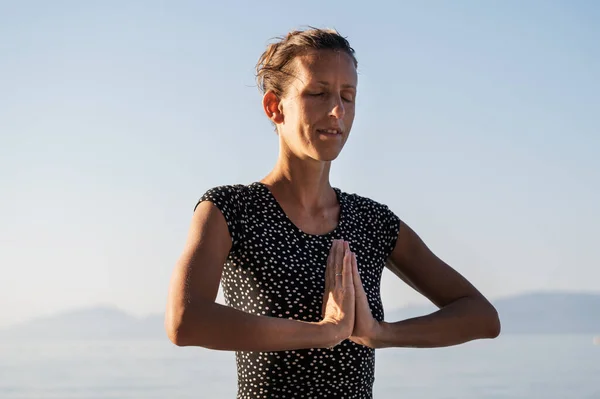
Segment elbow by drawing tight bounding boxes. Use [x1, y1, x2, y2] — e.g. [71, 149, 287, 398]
[482, 302, 501, 339]
[165, 302, 214, 347]
[166, 324, 188, 347]
[165, 307, 192, 347]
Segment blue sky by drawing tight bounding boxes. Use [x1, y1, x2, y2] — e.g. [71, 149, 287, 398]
[1, 1, 599, 328]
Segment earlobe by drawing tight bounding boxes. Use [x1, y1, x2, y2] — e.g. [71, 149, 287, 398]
[263, 91, 284, 124]
[273, 101, 285, 123]
[271, 111, 284, 124]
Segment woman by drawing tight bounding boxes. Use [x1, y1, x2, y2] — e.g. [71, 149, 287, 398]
[165, 27, 500, 399]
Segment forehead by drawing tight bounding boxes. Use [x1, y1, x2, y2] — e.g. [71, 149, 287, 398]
[291, 49, 357, 87]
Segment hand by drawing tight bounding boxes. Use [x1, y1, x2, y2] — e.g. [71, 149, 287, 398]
[349, 253, 381, 348]
[320, 239, 355, 347]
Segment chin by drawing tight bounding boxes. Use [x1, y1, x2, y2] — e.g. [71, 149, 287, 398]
[310, 148, 342, 162]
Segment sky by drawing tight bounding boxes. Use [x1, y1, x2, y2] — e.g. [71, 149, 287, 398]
[1, 1, 599, 328]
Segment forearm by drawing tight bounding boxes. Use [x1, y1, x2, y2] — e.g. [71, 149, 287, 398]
[167, 300, 337, 351]
[374, 297, 500, 349]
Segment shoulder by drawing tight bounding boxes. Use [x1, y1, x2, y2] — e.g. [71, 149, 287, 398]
[339, 188, 401, 254]
[195, 182, 259, 211]
[199, 183, 248, 200]
[194, 182, 261, 245]
[338, 188, 397, 220]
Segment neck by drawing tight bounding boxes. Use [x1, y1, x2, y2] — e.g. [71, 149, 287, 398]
[261, 146, 335, 210]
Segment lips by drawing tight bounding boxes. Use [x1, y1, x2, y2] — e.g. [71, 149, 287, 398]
[317, 128, 342, 135]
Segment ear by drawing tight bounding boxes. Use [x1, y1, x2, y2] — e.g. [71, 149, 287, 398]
[262, 91, 284, 124]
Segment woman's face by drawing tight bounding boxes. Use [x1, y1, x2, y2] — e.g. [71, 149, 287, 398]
[272, 49, 358, 162]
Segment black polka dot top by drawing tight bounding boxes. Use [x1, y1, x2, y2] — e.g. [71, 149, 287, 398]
[196, 182, 400, 399]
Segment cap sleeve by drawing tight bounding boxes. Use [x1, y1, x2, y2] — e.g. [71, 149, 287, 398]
[194, 185, 243, 247]
[380, 204, 401, 258]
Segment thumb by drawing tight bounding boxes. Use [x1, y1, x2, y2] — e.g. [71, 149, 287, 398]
[352, 254, 368, 301]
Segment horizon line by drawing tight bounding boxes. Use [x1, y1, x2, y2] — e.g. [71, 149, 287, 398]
[3, 288, 600, 331]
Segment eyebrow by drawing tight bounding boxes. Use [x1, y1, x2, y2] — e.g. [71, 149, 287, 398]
[316, 81, 356, 90]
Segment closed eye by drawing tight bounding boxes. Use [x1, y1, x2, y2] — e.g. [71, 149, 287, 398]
[307, 91, 354, 103]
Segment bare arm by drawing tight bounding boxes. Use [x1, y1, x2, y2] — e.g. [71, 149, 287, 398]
[373, 221, 500, 348]
[165, 201, 354, 351]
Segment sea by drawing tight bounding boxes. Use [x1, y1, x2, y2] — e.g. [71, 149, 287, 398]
[1, 334, 598, 399]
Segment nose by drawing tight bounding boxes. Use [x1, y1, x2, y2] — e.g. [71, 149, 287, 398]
[328, 95, 345, 119]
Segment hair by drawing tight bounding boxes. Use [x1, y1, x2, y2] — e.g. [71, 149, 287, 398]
[256, 27, 357, 98]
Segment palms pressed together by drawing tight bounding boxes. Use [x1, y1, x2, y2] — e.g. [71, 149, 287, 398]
[349, 252, 380, 348]
[321, 239, 381, 348]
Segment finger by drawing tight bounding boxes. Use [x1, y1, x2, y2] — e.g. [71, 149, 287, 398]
[329, 240, 340, 283]
[333, 240, 344, 274]
[341, 246, 353, 290]
[352, 253, 367, 299]
[335, 241, 349, 286]
[333, 240, 344, 286]
[325, 241, 339, 287]
[334, 240, 345, 278]
[326, 239, 337, 264]
[322, 240, 337, 316]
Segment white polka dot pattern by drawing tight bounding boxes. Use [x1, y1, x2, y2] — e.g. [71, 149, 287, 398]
[196, 182, 400, 399]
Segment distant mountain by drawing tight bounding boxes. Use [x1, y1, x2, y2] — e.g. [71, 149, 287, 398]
[1, 292, 599, 340]
[0, 306, 166, 341]
[385, 291, 600, 334]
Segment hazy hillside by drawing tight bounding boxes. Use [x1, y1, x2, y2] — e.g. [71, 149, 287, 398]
[386, 291, 600, 334]
[0, 306, 165, 340]
[1, 291, 599, 340]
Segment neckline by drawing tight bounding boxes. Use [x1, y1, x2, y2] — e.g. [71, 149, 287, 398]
[253, 181, 344, 238]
